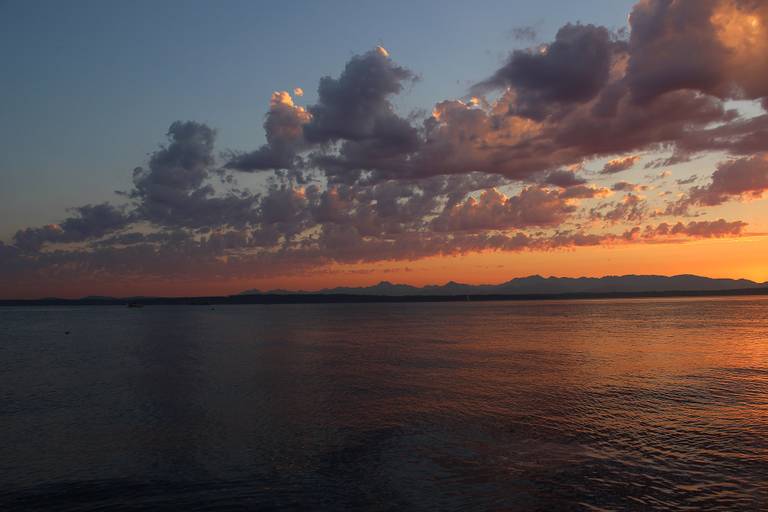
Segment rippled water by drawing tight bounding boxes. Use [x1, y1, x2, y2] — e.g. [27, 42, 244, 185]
[1, 297, 767, 510]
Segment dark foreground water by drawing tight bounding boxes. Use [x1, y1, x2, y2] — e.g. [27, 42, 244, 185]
[1, 297, 767, 511]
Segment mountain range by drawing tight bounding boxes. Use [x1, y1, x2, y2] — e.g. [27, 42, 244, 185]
[240, 274, 768, 297]
[3, 274, 767, 305]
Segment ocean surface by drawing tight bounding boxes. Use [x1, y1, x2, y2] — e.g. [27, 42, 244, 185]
[1, 297, 766, 511]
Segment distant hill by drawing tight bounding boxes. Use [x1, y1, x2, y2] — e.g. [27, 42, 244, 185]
[240, 274, 767, 296]
[3, 275, 768, 306]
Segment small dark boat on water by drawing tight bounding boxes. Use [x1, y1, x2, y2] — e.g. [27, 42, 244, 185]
[127, 303, 144, 308]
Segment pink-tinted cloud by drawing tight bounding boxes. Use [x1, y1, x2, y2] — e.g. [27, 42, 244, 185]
[628, 0, 768, 103]
[592, 194, 647, 224]
[689, 153, 768, 205]
[432, 187, 577, 232]
[630, 219, 748, 240]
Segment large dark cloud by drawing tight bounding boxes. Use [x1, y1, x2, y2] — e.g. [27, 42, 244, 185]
[389, 85, 732, 184]
[228, 0, 764, 187]
[303, 47, 416, 144]
[628, 0, 768, 103]
[301, 48, 421, 184]
[129, 121, 258, 229]
[627, 0, 725, 103]
[475, 23, 626, 119]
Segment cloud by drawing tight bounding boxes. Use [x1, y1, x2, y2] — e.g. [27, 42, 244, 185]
[13, 203, 129, 252]
[560, 185, 611, 199]
[2, 215, 750, 292]
[7, 0, 768, 294]
[226, 91, 311, 172]
[627, 0, 768, 103]
[432, 187, 577, 232]
[291, 48, 422, 185]
[591, 193, 647, 223]
[129, 121, 259, 229]
[633, 219, 748, 239]
[688, 153, 768, 205]
[676, 175, 698, 185]
[475, 23, 626, 119]
[226, 4, 758, 188]
[601, 155, 640, 174]
[541, 169, 587, 188]
[303, 48, 415, 145]
[612, 181, 646, 192]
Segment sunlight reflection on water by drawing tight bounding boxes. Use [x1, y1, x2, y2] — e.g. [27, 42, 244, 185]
[1, 297, 766, 510]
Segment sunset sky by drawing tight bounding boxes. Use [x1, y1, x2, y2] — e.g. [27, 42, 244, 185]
[2, 0, 768, 298]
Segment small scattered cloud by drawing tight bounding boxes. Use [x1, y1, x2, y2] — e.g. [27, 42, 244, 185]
[601, 155, 640, 174]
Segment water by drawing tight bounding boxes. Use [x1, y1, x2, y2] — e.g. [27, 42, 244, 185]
[1, 297, 766, 511]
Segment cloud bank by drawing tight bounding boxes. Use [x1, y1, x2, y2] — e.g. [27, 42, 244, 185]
[4, 0, 768, 294]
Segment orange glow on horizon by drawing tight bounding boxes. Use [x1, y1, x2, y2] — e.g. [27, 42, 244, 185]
[234, 236, 768, 293]
[5, 236, 767, 299]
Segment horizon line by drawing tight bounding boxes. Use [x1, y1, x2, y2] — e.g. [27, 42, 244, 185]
[4, 272, 767, 302]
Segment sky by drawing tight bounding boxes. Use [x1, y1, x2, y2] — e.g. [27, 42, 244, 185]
[1, 0, 768, 298]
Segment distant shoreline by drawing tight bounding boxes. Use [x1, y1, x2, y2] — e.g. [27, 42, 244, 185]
[2, 287, 768, 306]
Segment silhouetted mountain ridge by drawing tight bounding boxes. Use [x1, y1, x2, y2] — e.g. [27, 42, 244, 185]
[239, 274, 767, 296]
